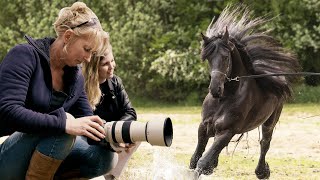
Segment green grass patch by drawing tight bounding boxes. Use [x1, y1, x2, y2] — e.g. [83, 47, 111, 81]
[131, 84, 320, 107]
[280, 103, 320, 125]
[136, 106, 201, 114]
[135, 103, 320, 125]
[139, 113, 201, 125]
[136, 103, 320, 115]
[134, 99, 320, 114]
[283, 103, 320, 114]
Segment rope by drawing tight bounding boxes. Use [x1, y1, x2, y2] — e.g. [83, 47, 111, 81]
[228, 72, 320, 81]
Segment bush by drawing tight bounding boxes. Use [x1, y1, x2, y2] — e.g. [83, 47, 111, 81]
[290, 84, 320, 103]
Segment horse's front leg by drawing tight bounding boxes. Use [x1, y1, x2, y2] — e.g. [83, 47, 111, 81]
[255, 106, 282, 179]
[190, 122, 209, 170]
[196, 130, 234, 175]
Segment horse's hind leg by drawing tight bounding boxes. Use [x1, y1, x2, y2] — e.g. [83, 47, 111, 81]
[190, 122, 210, 169]
[255, 105, 283, 179]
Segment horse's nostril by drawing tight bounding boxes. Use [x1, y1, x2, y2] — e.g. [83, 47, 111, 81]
[210, 90, 221, 98]
[217, 87, 222, 94]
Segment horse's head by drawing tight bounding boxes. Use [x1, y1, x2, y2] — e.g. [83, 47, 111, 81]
[201, 27, 235, 98]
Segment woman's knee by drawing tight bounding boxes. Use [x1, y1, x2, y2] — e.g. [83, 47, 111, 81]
[84, 148, 118, 178]
[110, 153, 119, 170]
[98, 152, 118, 175]
[37, 133, 76, 160]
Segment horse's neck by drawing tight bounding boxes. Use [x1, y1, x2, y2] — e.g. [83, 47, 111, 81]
[230, 47, 248, 77]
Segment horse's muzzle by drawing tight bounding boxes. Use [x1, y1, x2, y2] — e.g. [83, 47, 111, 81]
[209, 85, 223, 98]
[209, 73, 225, 98]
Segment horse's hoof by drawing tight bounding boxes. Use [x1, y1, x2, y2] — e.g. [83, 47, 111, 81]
[189, 162, 197, 169]
[255, 162, 270, 179]
[196, 158, 216, 175]
[202, 168, 214, 175]
[196, 167, 213, 176]
[190, 155, 201, 169]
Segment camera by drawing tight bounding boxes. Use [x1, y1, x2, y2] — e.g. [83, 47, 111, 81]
[88, 117, 173, 147]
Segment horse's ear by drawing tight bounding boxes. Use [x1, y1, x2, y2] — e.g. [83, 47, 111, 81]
[200, 49, 206, 61]
[201, 32, 209, 43]
[228, 41, 235, 51]
[222, 26, 229, 42]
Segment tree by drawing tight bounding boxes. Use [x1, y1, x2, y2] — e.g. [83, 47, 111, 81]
[1, 0, 319, 101]
[243, 0, 320, 85]
[0, 0, 76, 59]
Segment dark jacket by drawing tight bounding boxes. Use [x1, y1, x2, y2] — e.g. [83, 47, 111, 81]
[0, 36, 92, 136]
[94, 75, 136, 122]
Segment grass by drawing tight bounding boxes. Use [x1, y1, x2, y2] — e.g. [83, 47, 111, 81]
[136, 106, 201, 114]
[283, 103, 320, 114]
[120, 103, 320, 180]
[135, 102, 320, 115]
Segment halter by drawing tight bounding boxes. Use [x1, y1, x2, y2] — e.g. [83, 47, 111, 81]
[211, 70, 240, 82]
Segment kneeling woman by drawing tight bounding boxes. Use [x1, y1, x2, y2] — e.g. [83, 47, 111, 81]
[0, 2, 117, 179]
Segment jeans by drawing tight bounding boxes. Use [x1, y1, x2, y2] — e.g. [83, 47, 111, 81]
[0, 132, 117, 180]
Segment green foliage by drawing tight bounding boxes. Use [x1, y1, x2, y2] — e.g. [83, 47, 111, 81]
[246, 0, 320, 85]
[290, 84, 320, 103]
[0, 0, 75, 58]
[85, 0, 165, 97]
[0, 0, 319, 102]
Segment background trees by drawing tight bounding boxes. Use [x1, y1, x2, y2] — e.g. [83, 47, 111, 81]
[0, 0, 319, 102]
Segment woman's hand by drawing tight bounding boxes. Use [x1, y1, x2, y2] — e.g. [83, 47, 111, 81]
[65, 113, 106, 141]
[110, 142, 139, 153]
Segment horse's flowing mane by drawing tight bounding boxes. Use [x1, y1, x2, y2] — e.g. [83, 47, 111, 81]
[205, 5, 301, 100]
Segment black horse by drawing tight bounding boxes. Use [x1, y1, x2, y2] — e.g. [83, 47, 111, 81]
[189, 5, 300, 179]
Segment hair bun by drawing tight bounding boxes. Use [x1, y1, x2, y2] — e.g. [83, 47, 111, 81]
[54, 2, 101, 36]
[71, 2, 88, 14]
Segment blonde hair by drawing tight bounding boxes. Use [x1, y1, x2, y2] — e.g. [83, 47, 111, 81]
[82, 32, 111, 110]
[53, 2, 105, 54]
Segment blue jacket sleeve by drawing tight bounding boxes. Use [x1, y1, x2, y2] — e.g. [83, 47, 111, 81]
[0, 45, 66, 135]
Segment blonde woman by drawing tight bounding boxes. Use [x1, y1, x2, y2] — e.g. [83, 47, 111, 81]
[83, 40, 139, 180]
[0, 2, 117, 179]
